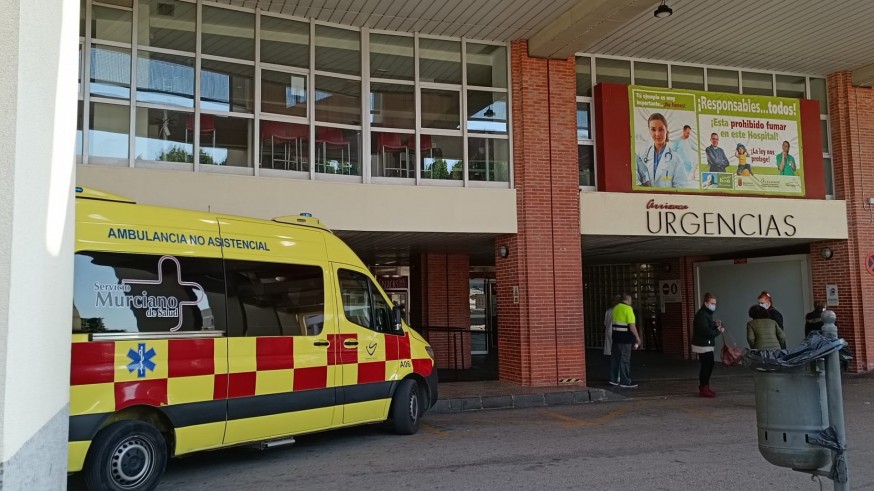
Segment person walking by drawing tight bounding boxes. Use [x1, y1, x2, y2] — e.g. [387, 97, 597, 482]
[747, 305, 785, 349]
[804, 301, 826, 336]
[692, 293, 724, 398]
[609, 294, 642, 388]
[603, 294, 622, 357]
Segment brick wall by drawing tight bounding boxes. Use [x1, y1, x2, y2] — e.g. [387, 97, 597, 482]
[411, 252, 471, 369]
[495, 41, 584, 385]
[808, 72, 874, 372]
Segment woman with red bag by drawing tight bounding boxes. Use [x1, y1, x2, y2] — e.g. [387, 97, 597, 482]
[692, 293, 725, 398]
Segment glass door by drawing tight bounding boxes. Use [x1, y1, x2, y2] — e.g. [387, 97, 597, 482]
[469, 278, 495, 355]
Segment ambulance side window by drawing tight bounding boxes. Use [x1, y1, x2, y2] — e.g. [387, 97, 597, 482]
[224, 260, 325, 337]
[72, 252, 226, 334]
[338, 269, 392, 333]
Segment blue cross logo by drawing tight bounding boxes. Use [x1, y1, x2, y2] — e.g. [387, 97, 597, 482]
[127, 343, 157, 378]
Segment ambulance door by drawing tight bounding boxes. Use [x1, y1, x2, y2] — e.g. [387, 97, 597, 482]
[334, 267, 399, 425]
[218, 219, 338, 444]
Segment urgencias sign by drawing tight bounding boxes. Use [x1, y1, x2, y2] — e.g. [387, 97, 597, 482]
[644, 199, 797, 237]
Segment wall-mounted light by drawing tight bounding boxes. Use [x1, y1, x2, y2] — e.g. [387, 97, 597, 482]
[499, 245, 510, 259]
[653, 0, 673, 18]
[821, 247, 833, 260]
[863, 197, 874, 224]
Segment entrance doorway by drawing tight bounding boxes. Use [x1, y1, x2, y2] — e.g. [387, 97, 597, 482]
[469, 278, 497, 355]
[584, 263, 661, 351]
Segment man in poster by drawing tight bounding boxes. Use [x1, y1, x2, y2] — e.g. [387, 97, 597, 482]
[705, 133, 730, 172]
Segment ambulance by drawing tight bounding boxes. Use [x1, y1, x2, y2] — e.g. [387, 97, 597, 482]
[69, 187, 437, 491]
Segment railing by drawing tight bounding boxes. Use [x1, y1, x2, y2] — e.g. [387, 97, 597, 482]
[417, 326, 469, 381]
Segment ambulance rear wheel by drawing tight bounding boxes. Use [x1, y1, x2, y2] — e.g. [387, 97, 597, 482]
[83, 420, 167, 491]
[392, 379, 421, 435]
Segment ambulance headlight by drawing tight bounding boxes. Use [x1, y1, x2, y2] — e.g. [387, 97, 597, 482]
[425, 346, 435, 361]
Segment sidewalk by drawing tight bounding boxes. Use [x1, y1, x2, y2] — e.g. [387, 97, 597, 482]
[431, 350, 872, 413]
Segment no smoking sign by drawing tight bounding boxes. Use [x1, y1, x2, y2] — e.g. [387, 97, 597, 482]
[866, 252, 874, 276]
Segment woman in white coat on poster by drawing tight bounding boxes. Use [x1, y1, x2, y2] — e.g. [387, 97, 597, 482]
[635, 113, 691, 189]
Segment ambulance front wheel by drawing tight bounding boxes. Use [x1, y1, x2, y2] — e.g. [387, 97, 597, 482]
[392, 379, 422, 435]
[83, 420, 168, 491]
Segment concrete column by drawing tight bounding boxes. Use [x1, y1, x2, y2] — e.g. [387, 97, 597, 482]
[0, 0, 78, 487]
[496, 41, 584, 386]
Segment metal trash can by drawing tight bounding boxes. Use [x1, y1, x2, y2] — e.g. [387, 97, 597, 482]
[752, 359, 832, 470]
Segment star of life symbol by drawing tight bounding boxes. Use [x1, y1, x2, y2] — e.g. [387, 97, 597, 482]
[127, 342, 157, 378]
[121, 255, 205, 332]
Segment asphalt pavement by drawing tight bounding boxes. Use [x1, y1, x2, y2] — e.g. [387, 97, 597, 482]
[69, 377, 874, 490]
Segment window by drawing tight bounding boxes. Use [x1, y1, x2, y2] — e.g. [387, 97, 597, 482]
[201, 6, 254, 60]
[89, 102, 130, 160]
[707, 68, 739, 94]
[370, 33, 414, 81]
[466, 43, 507, 88]
[419, 38, 461, 85]
[338, 269, 392, 333]
[138, 0, 196, 52]
[671, 65, 704, 91]
[260, 15, 309, 69]
[315, 25, 360, 76]
[575, 56, 592, 97]
[634, 62, 667, 88]
[595, 58, 630, 85]
[225, 261, 325, 337]
[91, 4, 132, 44]
[135, 107, 194, 163]
[742, 71, 773, 96]
[73, 252, 225, 334]
[90, 45, 131, 100]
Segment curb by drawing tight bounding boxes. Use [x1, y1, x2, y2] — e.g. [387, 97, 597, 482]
[430, 388, 629, 413]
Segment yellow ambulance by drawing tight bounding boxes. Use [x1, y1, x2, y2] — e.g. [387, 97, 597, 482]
[69, 187, 437, 491]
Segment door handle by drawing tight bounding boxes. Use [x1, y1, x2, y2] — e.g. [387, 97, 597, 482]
[313, 340, 330, 347]
[344, 340, 359, 347]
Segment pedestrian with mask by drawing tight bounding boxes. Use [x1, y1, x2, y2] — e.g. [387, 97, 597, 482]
[757, 291, 785, 347]
[692, 293, 724, 398]
[747, 305, 785, 349]
[609, 294, 642, 388]
[805, 301, 826, 336]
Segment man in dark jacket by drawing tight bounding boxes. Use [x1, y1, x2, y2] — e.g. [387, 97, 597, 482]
[691, 293, 724, 398]
[804, 301, 826, 336]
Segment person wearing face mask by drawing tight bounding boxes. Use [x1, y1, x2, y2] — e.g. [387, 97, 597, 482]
[804, 301, 826, 337]
[691, 293, 724, 398]
[746, 305, 785, 349]
[757, 291, 785, 347]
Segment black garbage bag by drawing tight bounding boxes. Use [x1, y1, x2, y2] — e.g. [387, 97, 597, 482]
[811, 426, 849, 483]
[742, 332, 846, 371]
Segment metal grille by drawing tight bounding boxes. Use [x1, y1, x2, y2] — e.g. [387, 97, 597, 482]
[583, 263, 661, 351]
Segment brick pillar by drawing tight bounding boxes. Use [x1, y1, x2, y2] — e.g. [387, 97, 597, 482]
[411, 252, 471, 369]
[808, 72, 874, 372]
[658, 256, 708, 360]
[495, 41, 584, 386]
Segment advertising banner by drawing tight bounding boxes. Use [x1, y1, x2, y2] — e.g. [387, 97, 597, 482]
[630, 85, 804, 196]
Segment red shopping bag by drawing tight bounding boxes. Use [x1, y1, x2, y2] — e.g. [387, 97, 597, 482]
[721, 329, 744, 367]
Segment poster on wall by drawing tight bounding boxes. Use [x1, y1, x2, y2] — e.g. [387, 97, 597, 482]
[629, 85, 804, 196]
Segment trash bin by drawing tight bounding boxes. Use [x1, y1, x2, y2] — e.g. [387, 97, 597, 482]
[744, 332, 846, 471]
[752, 360, 831, 470]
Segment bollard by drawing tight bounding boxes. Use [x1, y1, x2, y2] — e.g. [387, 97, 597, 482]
[821, 310, 849, 490]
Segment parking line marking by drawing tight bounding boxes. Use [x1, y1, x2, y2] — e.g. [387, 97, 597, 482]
[547, 403, 637, 428]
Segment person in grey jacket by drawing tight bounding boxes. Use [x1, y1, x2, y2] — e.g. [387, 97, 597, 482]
[705, 133, 730, 172]
[747, 305, 785, 349]
[691, 293, 724, 398]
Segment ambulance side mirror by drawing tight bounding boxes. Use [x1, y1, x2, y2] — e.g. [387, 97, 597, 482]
[391, 304, 403, 333]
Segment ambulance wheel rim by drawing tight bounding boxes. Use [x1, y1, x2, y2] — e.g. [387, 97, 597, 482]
[109, 436, 154, 488]
[408, 390, 419, 423]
